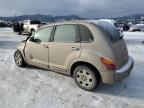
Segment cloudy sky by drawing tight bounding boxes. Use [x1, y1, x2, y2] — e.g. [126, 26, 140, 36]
[0, 0, 144, 18]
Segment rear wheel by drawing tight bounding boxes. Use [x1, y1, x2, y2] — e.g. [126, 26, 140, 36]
[14, 50, 26, 67]
[73, 65, 100, 91]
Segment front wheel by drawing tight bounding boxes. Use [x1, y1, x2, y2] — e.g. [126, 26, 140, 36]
[73, 65, 100, 91]
[14, 50, 26, 67]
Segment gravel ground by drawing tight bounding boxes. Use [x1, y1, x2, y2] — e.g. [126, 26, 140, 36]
[0, 28, 144, 108]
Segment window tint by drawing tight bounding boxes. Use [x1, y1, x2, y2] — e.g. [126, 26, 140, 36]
[54, 25, 76, 42]
[34, 27, 53, 42]
[79, 25, 94, 42]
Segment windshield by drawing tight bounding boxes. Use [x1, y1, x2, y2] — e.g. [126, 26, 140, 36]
[99, 21, 122, 42]
[30, 21, 41, 24]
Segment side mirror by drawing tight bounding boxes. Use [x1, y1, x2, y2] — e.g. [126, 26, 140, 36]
[26, 36, 30, 41]
[21, 36, 30, 42]
[29, 36, 35, 42]
[29, 37, 41, 43]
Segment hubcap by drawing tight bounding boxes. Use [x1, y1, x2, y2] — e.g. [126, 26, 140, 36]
[15, 52, 22, 65]
[76, 69, 94, 88]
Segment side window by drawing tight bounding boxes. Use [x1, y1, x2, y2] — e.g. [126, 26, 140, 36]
[54, 25, 76, 42]
[33, 26, 53, 42]
[79, 25, 94, 42]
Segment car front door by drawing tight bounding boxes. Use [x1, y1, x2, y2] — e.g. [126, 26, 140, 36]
[49, 24, 81, 73]
[25, 26, 53, 68]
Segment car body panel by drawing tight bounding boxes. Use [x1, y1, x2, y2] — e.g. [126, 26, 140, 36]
[24, 40, 49, 69]
[16, 20, 134, 84]
[17, 41, 27, 61]
[110, 39, 129, 69]
[49, 42, 81, 73]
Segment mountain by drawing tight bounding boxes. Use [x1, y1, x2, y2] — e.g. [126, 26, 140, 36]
[115, 14, 144, 21]
[1, 13, 144, 22]
[0, 14, 82, 22]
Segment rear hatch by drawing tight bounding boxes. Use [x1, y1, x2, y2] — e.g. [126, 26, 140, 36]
[111, 40, 129, 69]
[98, 21, 129, 69]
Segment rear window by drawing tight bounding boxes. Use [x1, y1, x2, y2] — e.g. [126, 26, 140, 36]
[30, 21, 41, 24]
[99, 21, 122, 42]
[79, 25, 94, 42]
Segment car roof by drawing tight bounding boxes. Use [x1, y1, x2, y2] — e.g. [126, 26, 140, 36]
[43, 20, 101, 27]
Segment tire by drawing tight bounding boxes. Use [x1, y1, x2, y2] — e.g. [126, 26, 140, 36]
[14, 50, 26, 67]
[73, 65, 100, 91]
[18, 31, 22, 35]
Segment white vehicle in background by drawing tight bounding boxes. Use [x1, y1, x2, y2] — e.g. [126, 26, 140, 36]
[99, 19, 116, 25]
[130, 24, 144, 32]
[22, 20, 42, 35]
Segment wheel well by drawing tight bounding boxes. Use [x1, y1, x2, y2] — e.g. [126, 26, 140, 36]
[70, 61, 101, 79]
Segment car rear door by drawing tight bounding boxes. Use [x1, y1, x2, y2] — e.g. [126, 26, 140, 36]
[49, 24, 81, 73]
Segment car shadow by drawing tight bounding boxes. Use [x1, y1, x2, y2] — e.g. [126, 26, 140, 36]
[95, 71, 144, 100]
[13, 54, 144, 101]
[25, 65, 48, 71]
[0, 41, 20, 49]
[25, 64, 144, 100]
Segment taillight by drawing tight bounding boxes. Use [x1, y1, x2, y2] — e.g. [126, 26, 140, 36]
[100, 57, 116, 70]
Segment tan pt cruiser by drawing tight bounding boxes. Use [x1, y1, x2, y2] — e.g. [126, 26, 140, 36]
[14, 20, 134, 91]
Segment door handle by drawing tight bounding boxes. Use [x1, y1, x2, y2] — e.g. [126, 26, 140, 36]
[71, 47, 80, 51]
[42, 45, 49, 48]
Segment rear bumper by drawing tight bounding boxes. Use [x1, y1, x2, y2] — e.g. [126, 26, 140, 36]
[113, 56, 134, 82]
[101, 56, 134, 84]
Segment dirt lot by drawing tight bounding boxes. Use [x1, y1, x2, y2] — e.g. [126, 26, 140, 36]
[0, 28, 144, 108]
